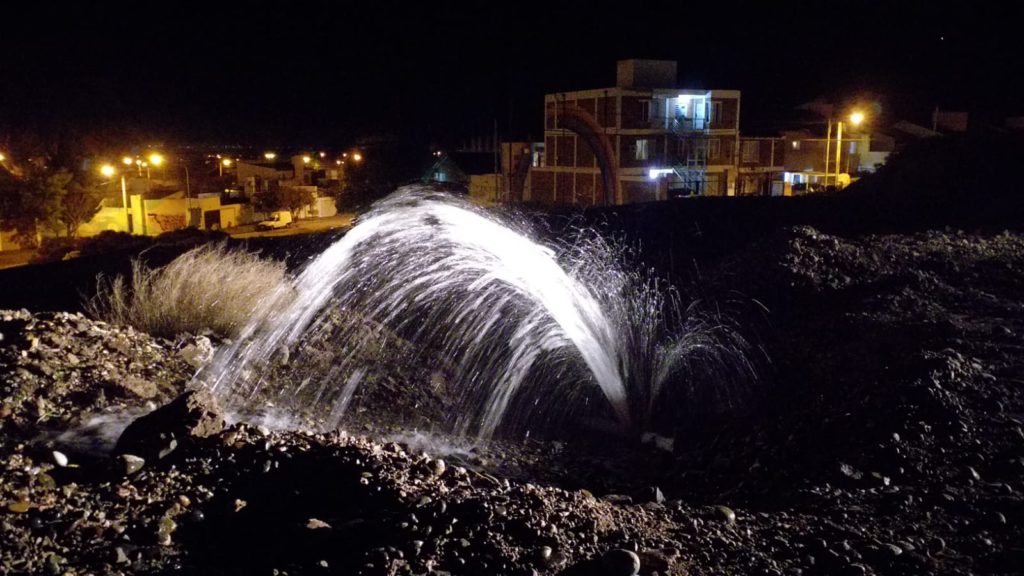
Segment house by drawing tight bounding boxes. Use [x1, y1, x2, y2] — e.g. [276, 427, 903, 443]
[527, 59, 779, 205]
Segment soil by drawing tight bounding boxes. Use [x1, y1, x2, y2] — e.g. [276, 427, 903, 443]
[2, 204, 1023, 575]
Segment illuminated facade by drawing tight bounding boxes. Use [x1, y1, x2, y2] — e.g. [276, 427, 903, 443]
[528, 60, 783, 205]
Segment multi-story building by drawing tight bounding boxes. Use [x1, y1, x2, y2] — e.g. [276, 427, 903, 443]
[528, 59, 781, 205]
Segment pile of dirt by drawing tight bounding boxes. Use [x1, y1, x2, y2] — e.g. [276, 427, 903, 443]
[0, 310, 196, 431]
[1, 226, 1023, 575]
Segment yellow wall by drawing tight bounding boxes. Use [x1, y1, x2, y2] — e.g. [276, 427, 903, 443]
[468, 174, 501, 207]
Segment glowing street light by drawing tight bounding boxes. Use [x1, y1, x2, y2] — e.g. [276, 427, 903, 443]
[352, 152, 363, 162]
[302, 155, 311, 164]
[828, 110, 868, 189]
[99, 164, 131, 234]
[0, 152, 7, 162]
[122, 156, 134, 166]
[148, 153, 164, 166]
[219, 157, 232, 177]
[264, 152, 277, 160]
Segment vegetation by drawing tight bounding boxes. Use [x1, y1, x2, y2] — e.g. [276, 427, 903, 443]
[86, 244, 291, 339]
[0, 163, 105, 246]
[253, 186, 315, 218]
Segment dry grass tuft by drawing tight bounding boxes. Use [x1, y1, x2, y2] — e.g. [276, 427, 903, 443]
[86, 244, 290, 339]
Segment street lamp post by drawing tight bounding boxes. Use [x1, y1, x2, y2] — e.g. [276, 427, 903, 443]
[825, 110, 866, 190]
[101, 164, 132, 234]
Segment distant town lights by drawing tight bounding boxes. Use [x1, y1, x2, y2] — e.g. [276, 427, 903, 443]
[352, 153, 363, 162]
[100, 165, 116, 177]
[148, 153, 164, 166]
[122, 156, 134, 165]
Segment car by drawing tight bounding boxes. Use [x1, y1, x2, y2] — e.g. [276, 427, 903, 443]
[256, 211, 293, 230]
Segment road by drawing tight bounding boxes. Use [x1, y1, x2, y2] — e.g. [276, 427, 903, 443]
[226, 213, 356, 239]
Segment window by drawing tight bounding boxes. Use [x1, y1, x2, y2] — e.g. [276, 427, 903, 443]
[635, 139, 651, 161]
[709, 138, 721, 160]
[710, 101, 723, 124]
[742, 140, 760, 163]
[641, 100, 651, 123]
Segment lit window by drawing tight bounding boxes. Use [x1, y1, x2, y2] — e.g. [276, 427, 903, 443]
[791, 140, 801, 150]
[635, 139, 651, 161]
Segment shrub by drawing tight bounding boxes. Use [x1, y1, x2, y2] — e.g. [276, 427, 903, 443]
[85, 243, 291, 339]
[32, 237, 81, 264]
[78, 231, 153, 258]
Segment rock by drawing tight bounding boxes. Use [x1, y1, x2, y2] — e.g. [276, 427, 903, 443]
[636, 486, 665, 504]
[839, 462, 864, 481]
[114, 389, 224, 460]
[7, 501, 31, 513]
[601, 549, 641, 576]
[536, 546, 553, 563]
[119, 375, 159, 399]
[51, 450, 68, 467]
[178, 336, 215, 368]
[714, 505, 737, 524]
[114, 547, 130, 565]
[637, 550, 671, 573]
[306, 518, 332, 529]
[119, 454, 146, 475]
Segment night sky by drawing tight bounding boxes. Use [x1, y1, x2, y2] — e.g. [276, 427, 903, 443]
[2, 1, 1021, 148]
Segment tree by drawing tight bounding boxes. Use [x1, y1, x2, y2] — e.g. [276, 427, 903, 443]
[252, 186, 285, 214]
[252, 186, 315, 219]
[60, 177, 104, 237]
[281, 186, 314, 218]
[0, 166, 72, 246]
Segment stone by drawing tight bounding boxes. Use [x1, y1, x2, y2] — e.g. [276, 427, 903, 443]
[714, 505, 737, 524]
[51, 451, 68, 467]
[601, 549, 641, 576]
[306, 518, 332, 529]
[178, 336, 215, 369]
[119, 454, 146, 475]
[115, 389, 224, 460]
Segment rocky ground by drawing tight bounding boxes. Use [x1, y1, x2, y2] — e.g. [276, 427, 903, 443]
[1, 225, 1023, 575]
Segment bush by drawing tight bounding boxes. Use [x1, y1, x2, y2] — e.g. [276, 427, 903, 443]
[78, 231, 154, 258]
[32, 237, 81, 264]
[85, 243, 291, 339]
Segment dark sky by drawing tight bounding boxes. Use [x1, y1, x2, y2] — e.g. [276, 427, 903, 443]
[2, 1, 1021, 147]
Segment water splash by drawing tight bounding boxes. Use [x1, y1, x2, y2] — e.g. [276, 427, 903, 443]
[198, 186, 747, 438]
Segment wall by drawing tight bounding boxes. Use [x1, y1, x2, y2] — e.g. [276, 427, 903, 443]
[468, 174, 501, 207]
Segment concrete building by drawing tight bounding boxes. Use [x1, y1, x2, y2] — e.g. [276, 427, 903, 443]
[528, 59, 778, 205]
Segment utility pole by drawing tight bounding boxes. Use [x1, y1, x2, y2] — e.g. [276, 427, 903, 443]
[834, 120, 844, 189]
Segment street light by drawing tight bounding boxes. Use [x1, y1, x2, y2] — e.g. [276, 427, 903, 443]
[100, 164, 131, 234]
[0, 152, 6, 162]
[824, 110, 867, 189]
[148, 153, 164, 179]
[219, 157, 232, 177]
[352, 152, 363, 162]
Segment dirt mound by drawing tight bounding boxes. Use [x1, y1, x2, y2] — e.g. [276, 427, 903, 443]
[2, 226, 1023, 575]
